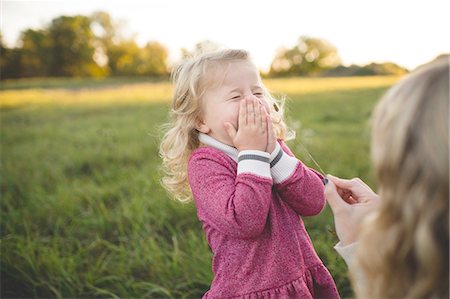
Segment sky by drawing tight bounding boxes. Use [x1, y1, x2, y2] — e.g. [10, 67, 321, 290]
[1, 0, 449, 72]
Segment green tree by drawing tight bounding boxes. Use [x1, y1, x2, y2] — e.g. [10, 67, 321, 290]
[90, 11, 117, 45]
[1, 33, 19, 79]
[91, 12, 168, 77]
[19, 29, 50, 77]
[269, 36, 341, 76]
[1, 12, 169, 79]
[47, 15, 104, 77]
[356, 62, 408, 76]
[106, 39, 141, 76]
[90, 11, 118, 75]
[139, 41, 168, 76]
[107, 40, 168, 77]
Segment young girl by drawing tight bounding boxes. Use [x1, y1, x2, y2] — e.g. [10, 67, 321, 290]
[160, 49, 339, 298]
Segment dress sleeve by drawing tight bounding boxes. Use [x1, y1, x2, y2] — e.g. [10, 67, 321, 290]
[269, 140, 326, 216]
[188, 148, 273, 239]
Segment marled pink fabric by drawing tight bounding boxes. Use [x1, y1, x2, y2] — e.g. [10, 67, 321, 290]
[188, 142, 340, 299]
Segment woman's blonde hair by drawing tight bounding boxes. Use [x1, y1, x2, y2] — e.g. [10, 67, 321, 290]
[159, 49, 293, 202]
[355, 57, 449, 298]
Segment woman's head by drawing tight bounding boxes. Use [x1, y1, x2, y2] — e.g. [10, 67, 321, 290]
[160, 49, 292, 201]
[356, 57, 449, 298]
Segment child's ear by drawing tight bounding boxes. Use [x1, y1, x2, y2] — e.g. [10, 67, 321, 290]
[195, 118, 210, 134]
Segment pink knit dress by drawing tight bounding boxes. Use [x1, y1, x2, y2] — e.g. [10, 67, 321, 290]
[188, 133, 340, 298]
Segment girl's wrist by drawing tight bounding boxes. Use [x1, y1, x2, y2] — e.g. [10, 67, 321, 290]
[269, 142, 281, 158]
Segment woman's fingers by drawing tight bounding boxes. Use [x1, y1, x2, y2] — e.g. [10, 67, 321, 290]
[337, 188, 357, 204]
[329, 175, 371, 192]
[325, 174, 380, 245]
[353, 177, 372, 190]
[324, 176, 349, 212]
[328, 174, 355, 188]
[328, 174, 379, 204]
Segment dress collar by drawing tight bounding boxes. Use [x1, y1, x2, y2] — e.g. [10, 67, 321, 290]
[198, 133, 238, 162]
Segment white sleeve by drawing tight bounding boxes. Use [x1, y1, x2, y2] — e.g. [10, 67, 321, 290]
[237, 150, 271, 179]
[334, 241, 357, 267]
[269, 142, 298, 184]
[334, 241, 367, 295]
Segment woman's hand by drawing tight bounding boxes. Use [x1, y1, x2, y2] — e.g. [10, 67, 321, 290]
[324, 175, 380, 246]
[225, 97, 268, 152]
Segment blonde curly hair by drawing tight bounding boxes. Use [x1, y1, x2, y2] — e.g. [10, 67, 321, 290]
[354, 57, 449, 298]
[159, 49, 294, 202]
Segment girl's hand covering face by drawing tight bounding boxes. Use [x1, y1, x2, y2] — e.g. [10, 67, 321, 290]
[224, 97, 269, 152]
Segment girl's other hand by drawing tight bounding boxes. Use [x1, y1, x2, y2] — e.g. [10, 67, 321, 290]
[224, 97, 268, 152]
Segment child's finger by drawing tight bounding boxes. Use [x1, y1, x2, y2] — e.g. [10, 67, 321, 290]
[262, 105, 268, 134]
[261, 105, 266, 131]
[239, 99, 247, 126]
[224, 122, 237, 140]
[267, 114, 274, 143]
[247, 98, 255, 124]
[255, 101, 262, 131]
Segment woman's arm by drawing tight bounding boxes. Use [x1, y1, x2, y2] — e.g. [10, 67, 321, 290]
[325, 175, 379, 295]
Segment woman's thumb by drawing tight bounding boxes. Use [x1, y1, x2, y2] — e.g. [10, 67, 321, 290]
[224, 122, 236, 139]
[328, 174, 354, 190]
[324, 175, 347, 211]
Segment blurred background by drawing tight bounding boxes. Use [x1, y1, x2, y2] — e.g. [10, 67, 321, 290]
[1, 0, 449, 298]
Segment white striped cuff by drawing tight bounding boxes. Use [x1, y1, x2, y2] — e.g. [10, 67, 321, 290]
[270, 144, 298, 184]
[269, 142, 282, 167]
[237, 150, 271, 179]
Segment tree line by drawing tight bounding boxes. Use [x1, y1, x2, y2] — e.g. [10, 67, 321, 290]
[0, 12, 409, 80]
[0, 12, 168, 79]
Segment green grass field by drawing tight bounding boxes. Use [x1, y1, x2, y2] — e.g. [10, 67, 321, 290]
[1, 76, 400, 298]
